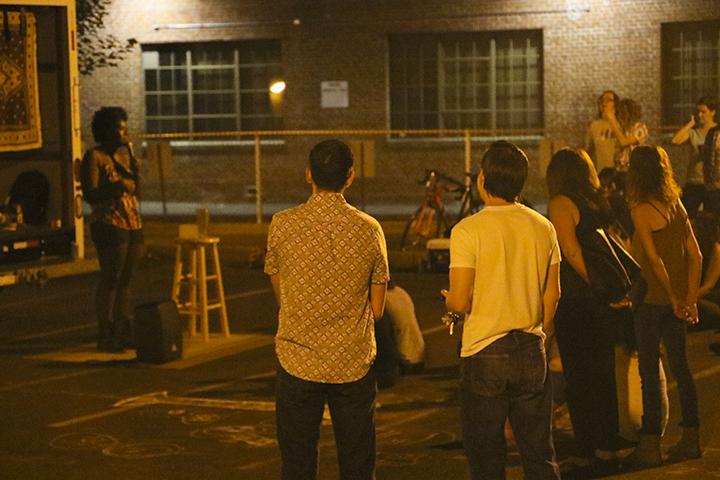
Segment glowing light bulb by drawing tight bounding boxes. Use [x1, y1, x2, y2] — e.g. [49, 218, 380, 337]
[269, 81, 286, 94]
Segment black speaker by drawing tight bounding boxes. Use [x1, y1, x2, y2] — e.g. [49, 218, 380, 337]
[134, 300, 183, 364]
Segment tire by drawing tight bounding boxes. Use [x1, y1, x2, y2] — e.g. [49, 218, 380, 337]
[401, 205, 448, 250]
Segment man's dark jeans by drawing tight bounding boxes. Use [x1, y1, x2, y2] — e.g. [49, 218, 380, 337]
[460, 331, 560, 480]
[275, 366, 376, 480]
[634, 303, 699, 434]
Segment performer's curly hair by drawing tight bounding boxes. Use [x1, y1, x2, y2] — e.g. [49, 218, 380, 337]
[91, 106, 128, 145]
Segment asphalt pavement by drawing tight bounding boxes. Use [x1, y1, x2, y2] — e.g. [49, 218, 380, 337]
[0, 220, 719, 479]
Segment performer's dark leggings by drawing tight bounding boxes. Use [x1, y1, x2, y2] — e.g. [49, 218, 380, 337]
[91, 222, 143, 345]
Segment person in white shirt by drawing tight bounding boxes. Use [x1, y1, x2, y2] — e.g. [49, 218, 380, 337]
[385, 280, 425, 373]
[443, 140, 561, 480]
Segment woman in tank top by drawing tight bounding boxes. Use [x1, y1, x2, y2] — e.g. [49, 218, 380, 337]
[625, 145, 703, 467]
[547, 148, 634, 466]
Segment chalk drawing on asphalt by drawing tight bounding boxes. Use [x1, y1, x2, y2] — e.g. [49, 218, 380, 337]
[190, 424, 276, 447]
[50, 432, 119, 451]
[102, 441, 186, 459]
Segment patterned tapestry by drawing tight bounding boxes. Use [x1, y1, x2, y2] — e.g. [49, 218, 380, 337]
[0, 11, 41, 152]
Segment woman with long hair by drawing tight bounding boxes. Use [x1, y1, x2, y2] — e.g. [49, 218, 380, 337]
[609, 98, 649, 173]
[547, 148, 632, 465]
[625, 145, 702, 466]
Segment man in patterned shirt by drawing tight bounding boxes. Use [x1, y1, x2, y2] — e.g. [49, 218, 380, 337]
[264, 139, 389, 480]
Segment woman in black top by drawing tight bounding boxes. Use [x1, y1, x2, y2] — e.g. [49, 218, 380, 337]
[547, 148, 632, 464]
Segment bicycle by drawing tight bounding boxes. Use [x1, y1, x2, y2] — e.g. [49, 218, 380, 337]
[400, 170, 481, 249]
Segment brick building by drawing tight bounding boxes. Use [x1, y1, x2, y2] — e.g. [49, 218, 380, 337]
[80, 0, 720, 212]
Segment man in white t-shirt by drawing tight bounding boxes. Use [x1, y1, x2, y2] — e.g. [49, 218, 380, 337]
[443, 140, 562, 480]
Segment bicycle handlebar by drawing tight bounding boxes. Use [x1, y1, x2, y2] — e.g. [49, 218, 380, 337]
[420, 169, 467, 188]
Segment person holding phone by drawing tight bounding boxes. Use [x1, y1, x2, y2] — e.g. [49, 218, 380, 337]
[672, 96, 718, 218]
[80, 106, 143, 353]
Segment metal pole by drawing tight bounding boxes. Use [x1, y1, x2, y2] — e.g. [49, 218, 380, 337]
[156, 143, 168, 218]
[360, 142, 366, 212]
[464, 129, 472, 185]
[254, 134, 263, 224]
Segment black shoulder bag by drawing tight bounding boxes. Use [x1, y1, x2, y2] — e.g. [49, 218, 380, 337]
[582, 228, 646, 308]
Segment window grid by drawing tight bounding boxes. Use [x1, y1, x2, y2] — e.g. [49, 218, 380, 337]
[143, 42, 282, 134]
[662, 22, 720, 125]
[389, 31, 543, 133]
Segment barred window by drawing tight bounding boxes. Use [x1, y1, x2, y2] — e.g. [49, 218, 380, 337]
[389, 31, 543, 133]
[662, 21, 720, 125]
[142, 41, 283, 134]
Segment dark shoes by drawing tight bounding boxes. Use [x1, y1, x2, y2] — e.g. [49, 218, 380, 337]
[400, 362, 425, 375]
[97, 339, 125, 354]
[666, 427, 702, 462]
[623, 434, 662, 468]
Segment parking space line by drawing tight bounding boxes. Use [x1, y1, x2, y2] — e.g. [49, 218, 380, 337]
[667, 364, 720, 392]
[225, 288, 272, 301]
[0, 369, 102, 393]
[12, 323, 95, 341]
[49, 390, 276, 428]
[422, 324, 450, 335]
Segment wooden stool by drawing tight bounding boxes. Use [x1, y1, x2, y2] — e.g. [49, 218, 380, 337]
[171, 228, 229, 341]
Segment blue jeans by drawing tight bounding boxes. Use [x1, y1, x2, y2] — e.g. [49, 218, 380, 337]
[275, 366, 376, 480]
[634, 303, 699, 434]
[460, 330, 560, 480]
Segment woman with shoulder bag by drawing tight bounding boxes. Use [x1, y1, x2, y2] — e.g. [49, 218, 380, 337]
[547, 148, 635, 466]
[625, 145, 702, 466]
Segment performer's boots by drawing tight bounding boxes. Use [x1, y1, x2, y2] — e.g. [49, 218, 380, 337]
[666, 427, 702, 462]
[624, 434, 662, 468]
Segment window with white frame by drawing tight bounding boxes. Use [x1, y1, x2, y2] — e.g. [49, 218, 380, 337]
[142, 41, 282, 134]
[662, 21, 720, 125]
[389, 31, 543, 133]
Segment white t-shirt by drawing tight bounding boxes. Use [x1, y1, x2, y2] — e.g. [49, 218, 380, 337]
[449, 203, 561, 357]
[385, 285, 425, 365]
[686, 128, 707, 185]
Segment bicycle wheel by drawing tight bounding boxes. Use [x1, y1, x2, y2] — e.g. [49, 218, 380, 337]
[401, 205, 448, 249]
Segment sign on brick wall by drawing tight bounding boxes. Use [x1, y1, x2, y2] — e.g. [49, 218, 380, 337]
[321, 81, 348, 108]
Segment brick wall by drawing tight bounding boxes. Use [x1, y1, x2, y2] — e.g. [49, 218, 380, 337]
[80, 0, 720, 210]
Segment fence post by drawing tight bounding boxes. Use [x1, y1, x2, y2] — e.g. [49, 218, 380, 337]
[156, 142, 169, 218]
[464, 129, 472, 185]
[254, 134, 263, 224]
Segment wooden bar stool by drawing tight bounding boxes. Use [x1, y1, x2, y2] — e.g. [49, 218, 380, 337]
[171, 224, 229, 341]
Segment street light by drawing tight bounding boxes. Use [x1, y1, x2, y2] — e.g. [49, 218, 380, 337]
[269, 80, 286, 94]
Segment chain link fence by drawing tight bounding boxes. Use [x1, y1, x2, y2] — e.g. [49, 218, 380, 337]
[133, 126, 689, 222]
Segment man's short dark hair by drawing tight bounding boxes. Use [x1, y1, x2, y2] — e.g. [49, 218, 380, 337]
[309, 140, 354, 192]
[91, 106, 128, 145]
[480, 140, 528, 202]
